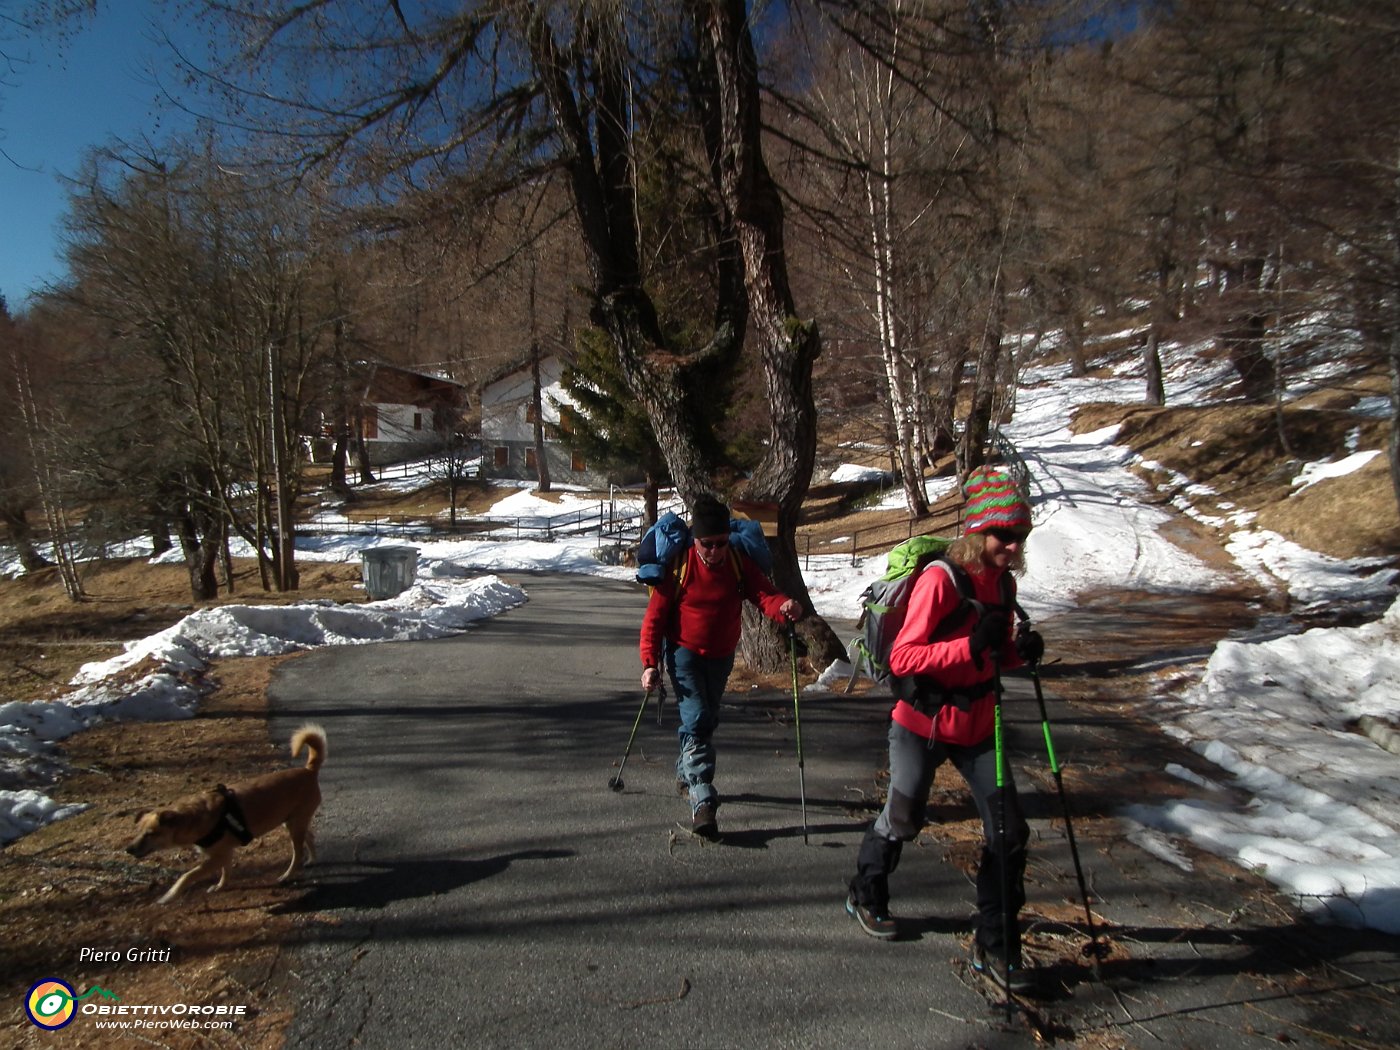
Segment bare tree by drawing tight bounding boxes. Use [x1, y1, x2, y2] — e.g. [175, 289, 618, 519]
[55, 140, 349, 598]
[188, 1, 838, 664]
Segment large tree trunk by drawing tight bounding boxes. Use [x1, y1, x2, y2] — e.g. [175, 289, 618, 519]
[528, 1, 841, 669]
[527, 10, 734, 506]
[694, 0, 840, 670]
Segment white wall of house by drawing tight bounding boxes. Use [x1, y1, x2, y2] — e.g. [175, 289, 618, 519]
[371, 402, 434, 445]
[480, 355, 571, 443]
[481, 355, 607, 484]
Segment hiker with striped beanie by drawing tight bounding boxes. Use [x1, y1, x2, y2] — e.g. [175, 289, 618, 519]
[844, 465, 1046, 996]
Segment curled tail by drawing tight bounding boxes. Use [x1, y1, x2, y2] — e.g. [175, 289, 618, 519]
[291, 723, 328, 772]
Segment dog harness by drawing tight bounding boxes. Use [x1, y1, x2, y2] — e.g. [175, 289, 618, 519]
[195, 784, 254, 848]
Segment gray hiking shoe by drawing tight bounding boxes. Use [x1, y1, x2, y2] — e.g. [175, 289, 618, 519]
[970, 941, 1037, 995]
[845, 893, 898, 940]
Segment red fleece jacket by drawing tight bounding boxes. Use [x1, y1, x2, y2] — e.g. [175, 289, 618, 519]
[640, 546, 792, 666]
[887, 560, 1022, 746]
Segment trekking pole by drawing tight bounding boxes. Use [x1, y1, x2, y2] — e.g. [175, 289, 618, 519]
[608, 685, 655, 792]
[1028, 659, 1105, 976]
[991, 656, 1014, 1023]
[787, 621, 809, 845]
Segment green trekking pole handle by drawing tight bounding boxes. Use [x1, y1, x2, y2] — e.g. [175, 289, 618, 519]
[788, 621, 809, 845]
[991, 655, 1014, 1022]
[1029, 660, 1105, 974]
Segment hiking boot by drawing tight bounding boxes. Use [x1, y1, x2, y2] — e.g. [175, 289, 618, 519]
[970, 941, 1037, 996]
[845, 893, 898, 940]
[692, 802, 718, 838]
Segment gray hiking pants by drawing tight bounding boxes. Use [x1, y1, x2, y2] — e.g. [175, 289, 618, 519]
[850, 720, 1029, 955]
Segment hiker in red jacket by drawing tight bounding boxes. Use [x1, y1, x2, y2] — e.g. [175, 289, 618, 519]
[845, 467, 1045, 996]
[640, 494, 802, 838]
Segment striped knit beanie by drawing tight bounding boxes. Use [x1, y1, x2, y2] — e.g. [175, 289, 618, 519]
[962, 467, 1032, 535]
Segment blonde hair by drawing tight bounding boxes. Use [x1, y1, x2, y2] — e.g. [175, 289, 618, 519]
[948, 532, 1027, 577]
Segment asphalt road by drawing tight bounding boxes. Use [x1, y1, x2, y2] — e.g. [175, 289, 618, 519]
[267, 572, 1400, 1049]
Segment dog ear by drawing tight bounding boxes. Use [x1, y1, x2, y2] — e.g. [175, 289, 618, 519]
[134, 810, 151, 824]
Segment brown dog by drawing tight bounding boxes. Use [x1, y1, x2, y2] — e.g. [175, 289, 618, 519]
[126, 723, 327, 904]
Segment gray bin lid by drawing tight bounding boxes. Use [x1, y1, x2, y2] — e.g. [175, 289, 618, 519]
[360, 545, 419, 560]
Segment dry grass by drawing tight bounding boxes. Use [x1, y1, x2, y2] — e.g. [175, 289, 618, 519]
[1071, 399, 1400, 558]
[0, 389, 1395, 1047]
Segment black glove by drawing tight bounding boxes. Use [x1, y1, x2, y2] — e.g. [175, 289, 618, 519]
[1015, 627, 1045, 667]
[968, 608, 1009, 662]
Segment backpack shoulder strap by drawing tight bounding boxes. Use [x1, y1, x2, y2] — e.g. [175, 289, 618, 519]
[931, 555, 976, 602]
[926, 556, 989, 638]
[1000, 571, 1028, 623]
[674, 543, 692, 592]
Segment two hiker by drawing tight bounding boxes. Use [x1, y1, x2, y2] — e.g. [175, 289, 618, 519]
[639, 493, 802, 839]
[634, 470, 1044, 991]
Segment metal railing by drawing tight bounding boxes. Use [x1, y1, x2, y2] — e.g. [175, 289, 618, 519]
[301, 496, 666, 547]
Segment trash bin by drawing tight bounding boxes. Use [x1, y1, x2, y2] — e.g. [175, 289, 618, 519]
[359, 545, 419, 600]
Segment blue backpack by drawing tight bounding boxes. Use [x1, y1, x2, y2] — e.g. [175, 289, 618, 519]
[636, 512, 773, 590]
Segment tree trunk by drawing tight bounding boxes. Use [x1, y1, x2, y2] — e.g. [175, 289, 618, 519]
[352, 406, 376, 483]
[526, 9, 731, 506]
[1220, 257, 1277, 400]
[149, 512, 173, 557]
[694, 0, 841, 670]
[1, 504, 51, 572]
[929, 343, 969, 456]
[959, 278, 1008, 479]
[1389, 328, 1400, 517]
[643, 474, 661, 528]
[1065, 300, 1087, 378]
[176, 505, 221, 602]
[330, 431, 351, 496]
[530, 339, 552, 493]
[1143, 325, 1165, 406]
[527, 0, 840, 668]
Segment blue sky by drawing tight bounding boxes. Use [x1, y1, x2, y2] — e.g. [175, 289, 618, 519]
[0, 1, 189, 309]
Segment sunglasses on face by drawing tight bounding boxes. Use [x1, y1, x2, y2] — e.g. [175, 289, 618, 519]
[986, 527, 1029, 544]
[697, 538, 730, 550]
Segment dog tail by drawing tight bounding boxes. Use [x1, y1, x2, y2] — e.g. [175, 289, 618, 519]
[291, 723, 328, 772]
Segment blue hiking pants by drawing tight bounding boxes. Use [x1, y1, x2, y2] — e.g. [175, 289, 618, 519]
[665, 642, 735, 812]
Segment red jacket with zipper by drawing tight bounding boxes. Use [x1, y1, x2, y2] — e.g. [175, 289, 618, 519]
[888, 560, 1022, 746]
[640, 546, 791, 667]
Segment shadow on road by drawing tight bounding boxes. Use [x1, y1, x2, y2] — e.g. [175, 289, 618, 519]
[273, 849, 574, 912]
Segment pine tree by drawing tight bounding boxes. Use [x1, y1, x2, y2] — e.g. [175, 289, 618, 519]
[552, 328, 669, 524]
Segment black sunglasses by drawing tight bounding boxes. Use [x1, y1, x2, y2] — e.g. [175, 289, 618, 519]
[986, 527, 1028, 544]
[697, 538, 730, 550]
